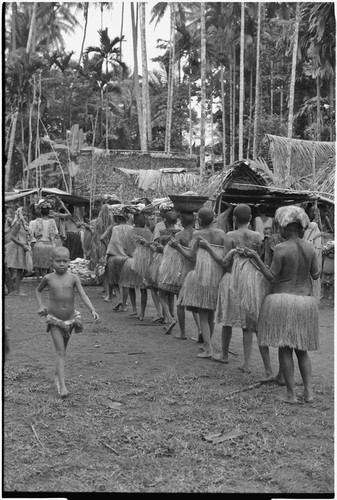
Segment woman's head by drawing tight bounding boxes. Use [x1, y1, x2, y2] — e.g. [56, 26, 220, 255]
[164, 211, 178, 228]
[275, 205, 309, 238]
[180, 212, 195, 228]
[134, 213, 146, 228]
[197, 208, 214, 227]
[233, 204, 251, 225]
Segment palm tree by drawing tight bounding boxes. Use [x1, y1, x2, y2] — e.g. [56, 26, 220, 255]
[131, 2, 146, 151]
[78, 3, 89, 65]
[200, 2, 206, 177]
[252, 2, 262, 159]
[238, 2, 245, 159]
[139, 2, 152, 149]
[286, 2, 301, 183]
[85, 28, 126, 150]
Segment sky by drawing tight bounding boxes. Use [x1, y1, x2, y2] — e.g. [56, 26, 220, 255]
[63, 2, 171, 74]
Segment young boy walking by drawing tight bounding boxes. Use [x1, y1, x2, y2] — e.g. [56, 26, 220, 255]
[36, 247, 99, 398]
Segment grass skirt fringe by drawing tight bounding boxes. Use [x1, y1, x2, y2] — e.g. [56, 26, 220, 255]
[216, 272, 243, 327]
[32, 240, 55, 269]
[106, 255, 128, 285]
[6, 241, 28, 270]
[258, 293, 319, 351]
[119, 258, 146, 289]
[158, 245, 194, 294]
[130, 244, 152, 278]
[177, 245, 223, 310]
[145, 253, 163, 289]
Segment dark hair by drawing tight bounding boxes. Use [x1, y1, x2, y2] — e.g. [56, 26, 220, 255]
[92, 208, 99, 218]
[198, 208, 214, 226]
[164, 211, 178, 224]
[233, 204, 251, 223]
[180, 212, 195, 228]
[40, 207, 50, 216]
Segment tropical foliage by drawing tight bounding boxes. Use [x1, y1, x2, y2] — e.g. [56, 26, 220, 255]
[4, 2, 335, 192]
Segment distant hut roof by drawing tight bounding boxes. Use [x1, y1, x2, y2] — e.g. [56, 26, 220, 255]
[198, 159, 334, 208]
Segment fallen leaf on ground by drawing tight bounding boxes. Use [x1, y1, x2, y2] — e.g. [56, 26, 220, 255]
[203, 428, 244, 443]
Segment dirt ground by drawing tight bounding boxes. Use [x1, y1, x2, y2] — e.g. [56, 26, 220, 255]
[3, 278, 335, 494]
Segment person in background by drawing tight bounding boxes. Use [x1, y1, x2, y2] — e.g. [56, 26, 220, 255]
[303, 203, 322, 301]
[5, 206, 32, 296]
[101, 208, 133, 310]
[80, 208, 100, 260]
[30, 200, 59, 280]
[253, 204, 273, 237]
[63, 204, 83, 260]
[321, 240, 334, 300]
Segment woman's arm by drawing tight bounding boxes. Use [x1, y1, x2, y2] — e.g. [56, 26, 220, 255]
[310, 253, 320, 280]
[242, 248, 277, 283]
[169, 237, 197, 263]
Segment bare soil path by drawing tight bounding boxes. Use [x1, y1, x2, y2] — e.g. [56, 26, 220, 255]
[3, 280, 334, 494]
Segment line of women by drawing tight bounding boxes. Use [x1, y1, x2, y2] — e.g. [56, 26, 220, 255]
[100, 201, 321, 404]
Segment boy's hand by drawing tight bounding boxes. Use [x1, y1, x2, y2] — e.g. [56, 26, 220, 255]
[91, 310, 100, 322]
[38, 306, 48, 316]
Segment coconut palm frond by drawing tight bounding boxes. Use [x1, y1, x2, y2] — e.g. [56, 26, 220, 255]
[27, 153, 57, 170]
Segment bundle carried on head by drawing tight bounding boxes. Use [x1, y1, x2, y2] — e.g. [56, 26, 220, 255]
[35, 198, 52, 210]
[274, 205, 310, 230]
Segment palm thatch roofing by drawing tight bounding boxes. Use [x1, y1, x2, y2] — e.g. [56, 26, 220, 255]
[198, 160, 334, 210]
[5, 187, 89, 206]
[265, 134, 335, 186]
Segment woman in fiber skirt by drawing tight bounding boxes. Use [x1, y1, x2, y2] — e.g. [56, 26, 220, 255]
[242, 205, 320, 404]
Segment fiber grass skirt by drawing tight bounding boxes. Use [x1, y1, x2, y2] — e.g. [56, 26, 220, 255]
[177, 246, 223, 311]
[216, 272, 243, 327]
[158, 245, 194, 294]
[32, 241, 55, 269]
[130, 244, 152, 278]
[119, 258, 146, 289]
[106, 255, 128, 285]
[257, 293, 319, 351]
[5, 241, 27, 270]
[145, 253, 163, 289]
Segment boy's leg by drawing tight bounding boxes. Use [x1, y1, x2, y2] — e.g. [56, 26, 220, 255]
[197, 309, 213, 358]
[295, 349, 313, 402]
[241, 329, 253, 373]
[139, 289, 147, 320]
[209, 310, 215, 338]
[50, 326, 69, 398]
[278, 346, 298, 403]
[175, 305, 187, 339]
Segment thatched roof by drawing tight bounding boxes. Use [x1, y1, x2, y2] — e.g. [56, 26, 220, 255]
[265, 134, 335, 186]
[198, 159, 334, 208]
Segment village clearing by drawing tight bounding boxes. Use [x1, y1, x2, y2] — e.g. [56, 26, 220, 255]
[3, 280, 334, 494]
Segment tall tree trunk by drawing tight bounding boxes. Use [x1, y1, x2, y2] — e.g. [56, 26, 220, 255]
[78, 3, 88, 65]
[200, 3, 206, 178]
[232, 47, 236, 161]
[270, 59, 274, 115]
[189, 68, 193, 155]
[253, 2, 261, 159]
[165, 3, 175, 153]
[26, 2, 37, 53]
[316, 74, 321, 141]
[229, 60, 234, 164]
[131, 3, 146, 150]
[5, 110, 19, 190]
[280, 86, 283, 123]
[140, 3, 150, 149]
[120, 2, 125, 57]
[329, 78, 334, 141]
[246, 64, 253, 158]
[286, 1, 301, 184]
[238, 2, 245, 160]
[11, 2, 17, 50]
[210, 69, 214, 173]
[220, 61, 226, 169]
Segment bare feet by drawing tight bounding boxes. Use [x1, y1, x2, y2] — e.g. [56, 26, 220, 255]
[152, 316, 164, 323]
[120, 306, 128, 312]
[104, 297, 112, 302]
[277, 395, 298, 404]
[164, 320, 177, 335]
[304, 390, 314, 403]
[60, 388, 69, 399]
[238, 366, 252, 374]
[129, 311, 138, 317]
[14, 291, 27, 297]
[174, 334, 187, 340]
[212, 353, 228, 364]
[273, 376, 286, 386]
[137, 315, 145, 321]
[54, 376, 61, 395]
[197, 350, 212, 359]
[113, 302, 122, 311]
[259, 375, 275, 384]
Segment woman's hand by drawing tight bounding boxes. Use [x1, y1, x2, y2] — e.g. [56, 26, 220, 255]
[198, 237, 210, 250]
[168, 237, 178, 248]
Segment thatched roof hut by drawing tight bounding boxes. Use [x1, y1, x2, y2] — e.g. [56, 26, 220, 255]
[198, 160, 334, 215]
